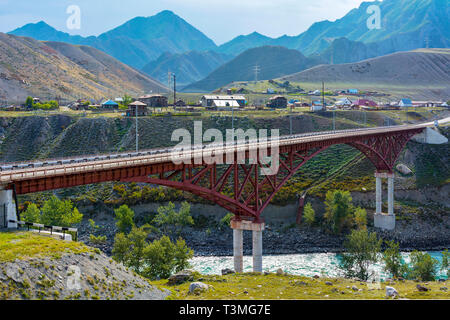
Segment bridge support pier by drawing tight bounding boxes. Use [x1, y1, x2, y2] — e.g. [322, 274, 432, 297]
[373, 172, 395, 231]
[231, 219, 265, 273]
[0, 188, 18, 229]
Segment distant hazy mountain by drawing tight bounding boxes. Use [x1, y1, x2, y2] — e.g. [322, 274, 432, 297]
[217, 32, 275, 56]
[314, 37, 381, 64]
[183, 46, 324, 92]
[281, 49, 450, 86]
[291, 0, 450, 56]
[9, 10, 217, 69]
[214, 0, 450, 59]
[0, 33, 167, 102]
[142, 51, 233, 87]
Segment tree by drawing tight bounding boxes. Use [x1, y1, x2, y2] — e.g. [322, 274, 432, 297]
[339, 229, 382, 280]
[324, 190, 354, 234]
[142, 236, 193, 279]
[112, 232, 131, 264]
[382, 240, 409, 279]
[219, 213, 234, 230]
[40, 196, 82, 227]
[25, 96, 34, 108]
[441, 250, 449, 278]
[303, 203, 315, 226]
[122, 94, 133, 106]
[409, 251, 439, 281]
[21, 203, 40, 224]
[114, 205, 135, 234]
[153, 202, 194, 236]
[353, 207, 367, 230]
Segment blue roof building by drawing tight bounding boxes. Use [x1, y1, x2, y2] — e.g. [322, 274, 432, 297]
[102, 100, 119, 109]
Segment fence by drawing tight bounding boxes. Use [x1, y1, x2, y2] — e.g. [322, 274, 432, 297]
[8, 219, 78, 241]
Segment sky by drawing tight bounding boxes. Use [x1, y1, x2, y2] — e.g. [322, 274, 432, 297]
[0, 0, 368, 45]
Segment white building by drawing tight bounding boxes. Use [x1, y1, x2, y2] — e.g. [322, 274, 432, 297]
[200, 95, 246, 108]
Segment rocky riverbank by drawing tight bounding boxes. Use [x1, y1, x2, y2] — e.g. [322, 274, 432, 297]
[79, 207, 450, 257]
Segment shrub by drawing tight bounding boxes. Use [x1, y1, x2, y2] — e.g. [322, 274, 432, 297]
[114, 205, 135, 234]
[219, 213, 234, 230]
[153, 202, 194, 236]
[142, 236, 193, 279]
[324, 190, 354, 234]
[409, 251, 439, 281]
[40, 196, 82, 227]
[382, 240, 409, 279]
[89, 234, 107, 245]
[303, 203, 315, 226]
[339, 229, 382, 281]
[353, 207, 367, 230]
[441, 249, 449, 278]
[21, 203, 40, 224]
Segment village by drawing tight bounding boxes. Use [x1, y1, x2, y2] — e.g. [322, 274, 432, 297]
[0, 87, 449, 117]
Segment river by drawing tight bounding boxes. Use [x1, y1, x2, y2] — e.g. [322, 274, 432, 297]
[189, 251, 448, 280]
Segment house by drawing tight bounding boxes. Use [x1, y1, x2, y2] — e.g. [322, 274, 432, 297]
[101, 100, 119, 110]
[335, 97, 353, 108]
[267, 88, 275, 94]
[309, 90, 321, 96]
[174, 99, 186, 107]
[355, 99, 377, 107]
[310, 101, 324, 112]
[266, 96, 287, 109]
[412, 101, 444, 108]
[399, 99, 413, 108]
[138, 95, 168, 108]
[126, 101, 148, 117]
[32, 97, 40, 104]
[347, 89, 358, 94]
[115, 97, 124, 103]
[200, 95, 246, 108]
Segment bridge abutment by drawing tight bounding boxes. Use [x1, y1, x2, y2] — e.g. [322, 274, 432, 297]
[373, 172, 395, 231]
[231, 219, 265, 273]
[0, 188, 18, 229]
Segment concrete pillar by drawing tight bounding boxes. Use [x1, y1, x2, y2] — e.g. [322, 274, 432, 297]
[375, 175, 382, 214]
[231, 219, 265, 273]
[0, 189, 18, 229]
[388, 175, 394, 216]
[233, 228, 243, 273]
[252, 230, 263, 273]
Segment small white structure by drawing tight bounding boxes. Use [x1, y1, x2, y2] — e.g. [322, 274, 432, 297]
[399, 99, 413, 108]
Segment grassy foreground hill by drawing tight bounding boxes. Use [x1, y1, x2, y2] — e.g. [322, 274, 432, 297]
[0, 232, 169, 300]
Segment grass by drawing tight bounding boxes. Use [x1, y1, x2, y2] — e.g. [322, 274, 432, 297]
[0, 231, 91, 263]
[151, 272, 449, 300]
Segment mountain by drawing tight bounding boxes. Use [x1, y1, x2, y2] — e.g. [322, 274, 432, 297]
[0, 33, 167, 102]
[217, 32, 275, 56]
[291, 0, 450, 56]
[9, 10, 217, 69]
[212, 0, 450, 60]
[142, 51, 233, 87]
[279, 49, 450, 99]
[183, 46, 324, 92]
[315, 37, 381, 64]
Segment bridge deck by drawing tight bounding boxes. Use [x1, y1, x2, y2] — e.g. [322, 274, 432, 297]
[0, 119, 446, 186]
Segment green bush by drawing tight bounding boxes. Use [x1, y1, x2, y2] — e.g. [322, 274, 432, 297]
[112, 227, 193, 280]
[114, 205, 135, 234]
[353, 207, 367, 230]
[153, 202, 194, 236]
[324, 190, 354, 234]
[219, 213, 234, 230]
[21, 203, 40, 224]
[303, 203, 315, 226]
[382, 240, 409, 279]
[89, 234, 107, 245]
[409, 251, 439, 281]
[441, 249, 449, 278]
[39, 196, 82, 227]
[339, 229, 382, 281]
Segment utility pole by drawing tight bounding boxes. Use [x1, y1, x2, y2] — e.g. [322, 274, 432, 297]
[135, 105, 139, 152]
[253, 65, 260, 82]
[173, 74, 176, 107]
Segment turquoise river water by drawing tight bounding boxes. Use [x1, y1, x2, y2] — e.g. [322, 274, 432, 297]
[190, 251, 448, 280]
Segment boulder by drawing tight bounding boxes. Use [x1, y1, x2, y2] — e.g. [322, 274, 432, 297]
[168, 270, 194, 285]
[351, 285, 358, 291]
[325, 281, 333, 286]
[396, 164, 413, 175]
[386, 286, 398, 298]
[276, 268, 284, 276]
[189, 282, 209, 295]
[221, 268, 235, 276]
[416, 284, 429, 292]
